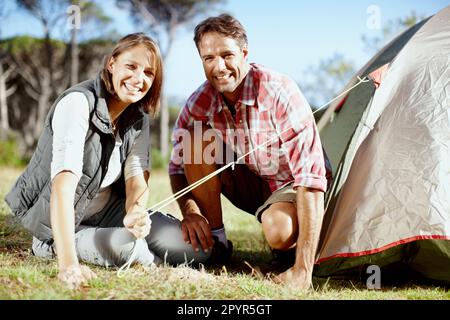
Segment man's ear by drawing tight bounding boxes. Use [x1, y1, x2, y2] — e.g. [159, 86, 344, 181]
[242, 46, 249, 60]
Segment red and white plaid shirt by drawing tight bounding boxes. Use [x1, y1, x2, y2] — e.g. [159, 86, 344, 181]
[169, 63, 331, 193]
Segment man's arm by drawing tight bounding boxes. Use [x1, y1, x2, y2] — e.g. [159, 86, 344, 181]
[169, 174, 214, 252]
[169, 173, 201, 217]
[277, 186, 324, 290]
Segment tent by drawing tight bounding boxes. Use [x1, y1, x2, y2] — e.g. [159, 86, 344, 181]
[314, 6, 450, 284]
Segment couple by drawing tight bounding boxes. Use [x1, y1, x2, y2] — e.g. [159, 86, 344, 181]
[5, 14, 331, 290]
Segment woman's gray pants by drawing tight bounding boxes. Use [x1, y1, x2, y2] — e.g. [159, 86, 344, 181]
[32, 194, 211, 268]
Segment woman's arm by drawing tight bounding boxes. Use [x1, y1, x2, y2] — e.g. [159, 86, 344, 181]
[50, 92, 96, 288]
[124, 171, 151, 239]
[50, 171, 96, 288]
[123, 118, 152, 239]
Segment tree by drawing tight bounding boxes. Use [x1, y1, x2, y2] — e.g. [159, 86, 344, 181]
[67, 0, 111, 85]
[0, 1, 16, 136]
[1, 35, 116, 155]
[13, 0, 71, 148]
[117, 0, 225, 158]
[16, 0, 69, 92]
[362, 11, 426, 54]
[0, 56, 16, 135]
[2, 36, 68, 151]
[11, 0, 110, 150]
[300, 53, 355, 111]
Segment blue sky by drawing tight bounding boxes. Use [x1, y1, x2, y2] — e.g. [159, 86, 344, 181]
[2, 0, 449, 101]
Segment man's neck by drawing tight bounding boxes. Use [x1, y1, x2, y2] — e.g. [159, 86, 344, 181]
[222, 64, 250, 108]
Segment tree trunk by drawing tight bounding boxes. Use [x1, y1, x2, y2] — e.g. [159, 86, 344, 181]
[0, 62, 10, 135]
[70, 27, 79, 86]
[159, 91, 169, 158]
[159, 30, 175, 159]
[33, 72, 52, 143]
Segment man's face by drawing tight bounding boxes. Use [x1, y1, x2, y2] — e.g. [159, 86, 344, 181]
[198, 32, 249, 99]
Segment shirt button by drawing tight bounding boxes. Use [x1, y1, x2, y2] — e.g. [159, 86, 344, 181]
[239, 120, 243, 123]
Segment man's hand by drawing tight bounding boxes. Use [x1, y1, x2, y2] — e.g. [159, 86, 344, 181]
[275, 266, 312, 291]
[58, 264, 97, 290]
[124, 208, 151, 239]
[181, 213, 214, 252]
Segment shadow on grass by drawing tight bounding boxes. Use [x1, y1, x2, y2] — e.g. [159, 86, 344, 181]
[0, 214, 31, 253]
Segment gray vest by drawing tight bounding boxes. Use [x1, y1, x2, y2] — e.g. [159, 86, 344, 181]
[5, 74, 149, 242]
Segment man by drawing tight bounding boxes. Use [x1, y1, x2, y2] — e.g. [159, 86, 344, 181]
[169, 14, 331, 290]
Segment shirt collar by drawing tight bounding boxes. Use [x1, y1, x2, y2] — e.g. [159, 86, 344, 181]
[212, 63, 258, 113]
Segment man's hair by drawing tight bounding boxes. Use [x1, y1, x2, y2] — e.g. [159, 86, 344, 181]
[100, 32, 163, 117]
[194, 14, 248, 49]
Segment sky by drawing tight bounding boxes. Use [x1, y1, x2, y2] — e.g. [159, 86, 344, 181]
[1, 0, 449, 101]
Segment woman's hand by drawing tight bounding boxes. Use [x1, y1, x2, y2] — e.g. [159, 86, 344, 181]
[125, 173, 151, 239]
[58, 264, 97, 289]
[124, 208, 151, 239]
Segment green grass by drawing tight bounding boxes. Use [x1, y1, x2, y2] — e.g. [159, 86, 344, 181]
[0, 166, 448, 300]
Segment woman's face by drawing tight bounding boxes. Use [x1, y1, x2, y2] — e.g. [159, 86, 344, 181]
[108, 45, 156, 106]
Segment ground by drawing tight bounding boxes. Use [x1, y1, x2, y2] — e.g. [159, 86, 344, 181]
[0, 166, 448, 299]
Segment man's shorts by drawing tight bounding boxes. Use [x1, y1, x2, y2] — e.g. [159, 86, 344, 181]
[219, 163, 296, 223]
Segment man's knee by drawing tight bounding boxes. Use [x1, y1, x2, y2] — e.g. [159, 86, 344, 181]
[261, 202, 298, 250]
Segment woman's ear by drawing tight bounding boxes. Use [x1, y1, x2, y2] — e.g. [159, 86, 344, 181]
[108, 57, 115, 73]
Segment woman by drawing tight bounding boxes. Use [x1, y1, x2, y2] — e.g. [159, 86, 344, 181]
[5, 33, 210, 289]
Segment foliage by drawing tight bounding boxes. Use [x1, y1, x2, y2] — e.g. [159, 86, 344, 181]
[362, 11, 427, 54]
[151, 148, 169, 170]
[0, 137, 27, 167]
[300, 53, 356, 109]
[0, 35, 65, 55]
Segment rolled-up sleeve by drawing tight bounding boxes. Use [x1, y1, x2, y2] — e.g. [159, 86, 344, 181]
[168, 104, 193, 176]
[124, 118, 151, 181]
[274, 80, 328, 192]
[51, 92, 89, 181]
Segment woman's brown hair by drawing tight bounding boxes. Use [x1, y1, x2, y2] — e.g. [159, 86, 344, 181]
[101, 33, 163, 117]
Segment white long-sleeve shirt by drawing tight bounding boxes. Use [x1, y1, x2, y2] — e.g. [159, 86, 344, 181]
[51, 92, 150, 220]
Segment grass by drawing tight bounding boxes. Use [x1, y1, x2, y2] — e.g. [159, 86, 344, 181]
[0, 166, 448, 300]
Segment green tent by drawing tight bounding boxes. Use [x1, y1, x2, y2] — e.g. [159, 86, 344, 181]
[314, 6, 450, 284]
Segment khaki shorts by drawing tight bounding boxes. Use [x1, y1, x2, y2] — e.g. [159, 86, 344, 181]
[254, 182, 296, 222]
[219, 162, 296, 223]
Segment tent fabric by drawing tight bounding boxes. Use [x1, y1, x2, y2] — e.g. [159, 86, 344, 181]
[368, 64, 389, 88]
[315, 6, 450, 283]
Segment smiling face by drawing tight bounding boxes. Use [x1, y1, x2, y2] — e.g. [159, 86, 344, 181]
[108, 44, 156, 108]
[198, 32, 249, 105]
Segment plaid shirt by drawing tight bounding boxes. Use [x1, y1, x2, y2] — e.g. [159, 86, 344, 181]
[169, 63, 331, 193]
